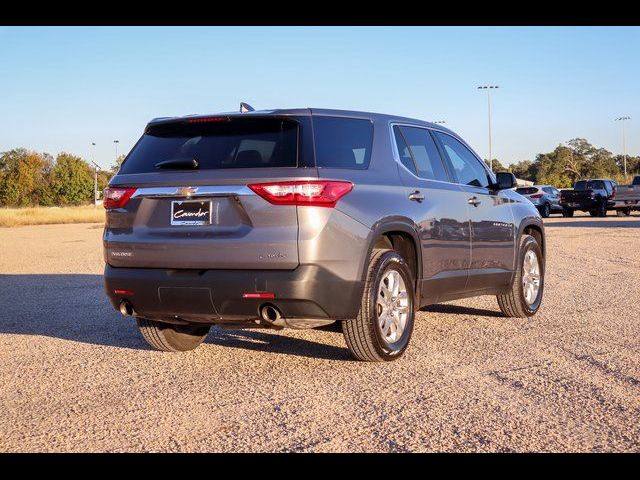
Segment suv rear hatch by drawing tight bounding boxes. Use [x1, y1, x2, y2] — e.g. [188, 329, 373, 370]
[104, 114, 316, 270]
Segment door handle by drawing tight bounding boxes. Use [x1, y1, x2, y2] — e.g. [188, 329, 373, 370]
[408, 191, 425, 203]
[468, 196, 481, 207]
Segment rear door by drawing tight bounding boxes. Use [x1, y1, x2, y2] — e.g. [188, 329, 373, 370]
[432, 131, 516, 291]
[391, 125, 471, 298]
[104, 115, 315, 270]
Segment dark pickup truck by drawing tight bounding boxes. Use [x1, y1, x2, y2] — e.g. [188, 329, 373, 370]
[612, 175, 640, 216]
[559, 179, 617, 217]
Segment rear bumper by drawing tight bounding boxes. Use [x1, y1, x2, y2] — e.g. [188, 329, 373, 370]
[560, 200, 611, 210]
[613, 199, 640, 209]
[104, 264, 364, 324]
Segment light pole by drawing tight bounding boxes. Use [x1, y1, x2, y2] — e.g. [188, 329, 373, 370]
[113, 140, 120, 166]
[615, 116, 631, 180]
[477, 85, 499, 171]
[91, 160, 101, 207]
[91, 143, 98, 207]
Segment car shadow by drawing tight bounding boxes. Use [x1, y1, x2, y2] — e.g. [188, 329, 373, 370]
[207, 328, 352, 361]
[0, 274, 351, 360]
[421, 303, 505, 318]
[0, 274, 147, 349]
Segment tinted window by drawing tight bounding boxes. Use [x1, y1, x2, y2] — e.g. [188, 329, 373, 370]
[576, 180, 607, 191]
[394, 126, 449, 182]
[313, 117, 373, 169]
[434, 132, 490, 188]
[542, 187, 552, 194]
[516, 187, 537, 195]
[393, 126, 417, 175]
[119, 118, 298, 174]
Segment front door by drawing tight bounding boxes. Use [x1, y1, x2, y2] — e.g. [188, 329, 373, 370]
[432, 131, 516, 292]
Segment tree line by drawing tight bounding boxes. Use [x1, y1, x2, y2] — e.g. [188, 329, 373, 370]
[1, 138, 639, 207]
[487, 138, 640, 188]
[0, 148, 123, 207]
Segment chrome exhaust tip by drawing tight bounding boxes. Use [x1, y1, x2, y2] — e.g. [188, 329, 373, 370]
[260, 304, 282, 323]
[119, 300, 135, 317]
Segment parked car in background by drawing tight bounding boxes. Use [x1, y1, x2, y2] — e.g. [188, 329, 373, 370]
[612, 175, 640, 216]
[515, 184, 562, 218]
[102, 106, 546, 362]
[559, 179, 617, 217]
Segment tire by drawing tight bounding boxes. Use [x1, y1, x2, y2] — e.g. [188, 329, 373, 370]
[589, 210, 598, 217]
[562, 208, 574, 217]
[342, 249, 415, 362]
[497, 234, 544, 318]
[136, 318, 210, 352]
[616, 208, 631, 217]
[540, 203, 550, 218]
[597, 201, 607, 217]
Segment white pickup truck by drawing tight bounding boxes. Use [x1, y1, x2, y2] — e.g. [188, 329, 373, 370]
[613, 175, 640, 216]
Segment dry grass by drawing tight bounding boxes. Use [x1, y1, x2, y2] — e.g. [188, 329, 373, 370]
[0, 205, 105, 227]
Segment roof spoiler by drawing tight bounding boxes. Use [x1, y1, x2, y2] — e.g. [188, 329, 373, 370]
[240, 102, 255, 113]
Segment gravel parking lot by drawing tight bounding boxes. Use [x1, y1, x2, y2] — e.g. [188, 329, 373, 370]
[1, 215, 639, 452]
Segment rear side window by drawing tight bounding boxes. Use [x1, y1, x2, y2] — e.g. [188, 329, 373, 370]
[393, 127, 418, 175]
[313, 117, 373, 169]
[118, 117, 298, 174]
[434, 132, 490, 188]
[393, 126, 449, 182]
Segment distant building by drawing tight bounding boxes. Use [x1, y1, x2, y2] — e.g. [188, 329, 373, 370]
[515, 177, 534, 187]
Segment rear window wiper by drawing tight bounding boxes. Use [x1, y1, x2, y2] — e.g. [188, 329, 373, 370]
[154, 158, 199, 170]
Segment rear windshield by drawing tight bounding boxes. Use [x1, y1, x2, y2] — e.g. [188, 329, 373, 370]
[313, 117, 374, 169]
[118, 117, 298, 174]
[575, 180, 603, 190]
[516, 187, 537, 195]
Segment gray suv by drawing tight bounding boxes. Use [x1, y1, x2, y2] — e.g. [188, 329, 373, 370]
[515, 184, 562, 218]
[103, 107, 545, 361]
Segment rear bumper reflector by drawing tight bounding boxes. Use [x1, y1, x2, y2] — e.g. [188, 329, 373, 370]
[242, 292, 275, 299]
[114, 289, 135, 296]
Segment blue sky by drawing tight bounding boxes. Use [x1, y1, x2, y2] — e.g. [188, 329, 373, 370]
[1, 26, 638, 169]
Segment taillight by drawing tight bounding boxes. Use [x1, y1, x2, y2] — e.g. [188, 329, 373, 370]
[103, 187, 137, 209]
[530, 193, 543, 199]
[248, 181, 353, 208]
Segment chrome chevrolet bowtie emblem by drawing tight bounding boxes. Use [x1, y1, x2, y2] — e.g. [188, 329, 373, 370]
[176, 186, 198, 197]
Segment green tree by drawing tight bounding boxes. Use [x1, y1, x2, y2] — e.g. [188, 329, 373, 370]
[111, 154, 126, 174]
[0, 149, 52, 207]
[484, 158, 507, 172]
[509, 160, 536, 182]
[613, 154, 640, 181]
[48, 153, 94, 205]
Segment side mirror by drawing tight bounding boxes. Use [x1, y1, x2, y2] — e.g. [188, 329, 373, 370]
[494, 172, 517, 190]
